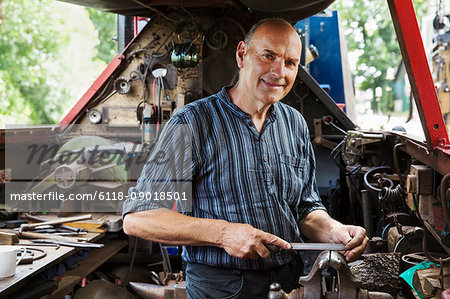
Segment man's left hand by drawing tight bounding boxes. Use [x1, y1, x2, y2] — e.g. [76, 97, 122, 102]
[330, 224, 368, 262]
[299, 210, 368, 262]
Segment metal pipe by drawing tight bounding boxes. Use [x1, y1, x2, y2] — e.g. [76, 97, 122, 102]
[361, 190, 373, 238]
[393, 143, 405, 187]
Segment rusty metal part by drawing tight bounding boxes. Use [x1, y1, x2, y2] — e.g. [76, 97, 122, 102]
[341, 130, 384, 166]
[440, 173, 450, 228]
[313, 118, 337, 150]
[299, 251, 393, 299]
[114, 77, 132, 94]
[266, 243, 346, 253]
[394, 132, 450, 176]
[401, 252, 431, 266]
[387, 226, 423, 254]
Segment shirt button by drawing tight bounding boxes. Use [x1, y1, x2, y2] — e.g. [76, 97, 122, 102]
[264, 156, 268, 162]
[261, 137, 265, 142]
[248, 121, 253, 126]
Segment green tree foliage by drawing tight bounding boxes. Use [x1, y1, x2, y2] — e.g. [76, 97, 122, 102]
[85, 7, 117, 64]
[333, 0, 428, 112]
[0, 0, 70, 125]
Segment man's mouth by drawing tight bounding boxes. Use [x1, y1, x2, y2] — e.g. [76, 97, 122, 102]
[261, 79, 285, 88]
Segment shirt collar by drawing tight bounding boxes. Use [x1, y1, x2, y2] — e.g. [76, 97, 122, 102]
[217, 87, 278, 122]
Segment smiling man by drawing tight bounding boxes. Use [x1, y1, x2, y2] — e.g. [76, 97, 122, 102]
[123, 18, 368, 298]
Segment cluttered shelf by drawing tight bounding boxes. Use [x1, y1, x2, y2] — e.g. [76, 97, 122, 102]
[0, 212, 125, 298]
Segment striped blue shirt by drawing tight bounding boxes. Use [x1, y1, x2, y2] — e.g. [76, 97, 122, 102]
[123, 87, 325, 270]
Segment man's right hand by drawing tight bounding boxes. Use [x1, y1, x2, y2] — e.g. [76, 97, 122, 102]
[219, 222, 291, 259]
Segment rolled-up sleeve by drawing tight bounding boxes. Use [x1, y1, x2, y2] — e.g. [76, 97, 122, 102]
[296, 119, 326, 221]
[122, 114, 196, 218]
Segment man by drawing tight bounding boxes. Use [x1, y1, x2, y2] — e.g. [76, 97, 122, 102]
[123, 18, 368, 298]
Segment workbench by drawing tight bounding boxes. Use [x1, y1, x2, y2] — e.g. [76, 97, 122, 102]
[0, 232, 127, 298]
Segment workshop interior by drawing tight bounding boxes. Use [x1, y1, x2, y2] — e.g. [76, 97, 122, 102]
[1, 0, 450, 298]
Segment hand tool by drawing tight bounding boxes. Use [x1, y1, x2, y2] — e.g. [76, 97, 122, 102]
[30, 228, 87, 236]
[17, 242, 60, 250]
[19, 214, 92, 233]
[30, 239, 104, 248]
[18, 231, 88, 242]
[266, 242, 346, 253]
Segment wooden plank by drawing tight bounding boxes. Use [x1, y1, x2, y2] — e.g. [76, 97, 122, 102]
[41, 238, 127, 299]
[413, 265, 450, 297]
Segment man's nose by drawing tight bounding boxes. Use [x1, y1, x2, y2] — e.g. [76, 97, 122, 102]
[270, 59, 285, 78]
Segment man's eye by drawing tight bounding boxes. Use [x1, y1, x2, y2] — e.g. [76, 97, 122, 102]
[264, 54, 273, 59]
[286, 61, 296, 66]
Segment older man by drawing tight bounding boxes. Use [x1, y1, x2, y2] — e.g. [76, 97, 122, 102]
[123, 18, 368, 298]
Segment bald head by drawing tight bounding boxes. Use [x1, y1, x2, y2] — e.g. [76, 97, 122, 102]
[244, 18, 299, 47]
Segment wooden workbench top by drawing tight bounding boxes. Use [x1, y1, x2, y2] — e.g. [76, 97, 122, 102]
[0, 231, 107, 298]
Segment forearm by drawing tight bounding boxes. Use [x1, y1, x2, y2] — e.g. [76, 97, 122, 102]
[299, 209, 368, 262]
[123, 208, 227, 247]
[123, 208, 293, 260]
[298, 209, 342, 243]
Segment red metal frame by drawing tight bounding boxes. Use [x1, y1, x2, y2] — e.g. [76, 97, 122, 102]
[388, 0, 450, 154]
[58, 54, 125, 131]
[133, 17, 149, 37]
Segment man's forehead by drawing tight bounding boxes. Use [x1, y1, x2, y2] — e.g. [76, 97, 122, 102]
[251, 23, 300, 46]
[250, 28, 301, 57]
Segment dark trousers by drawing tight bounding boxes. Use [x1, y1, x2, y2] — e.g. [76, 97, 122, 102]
[185, 258, 303, 299]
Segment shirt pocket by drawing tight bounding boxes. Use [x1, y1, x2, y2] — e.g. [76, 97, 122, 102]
[278, 153, 306, 203]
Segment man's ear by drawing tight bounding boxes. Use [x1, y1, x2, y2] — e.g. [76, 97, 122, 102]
[236, 41, 246, 69]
